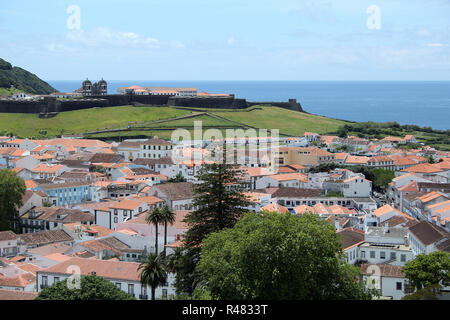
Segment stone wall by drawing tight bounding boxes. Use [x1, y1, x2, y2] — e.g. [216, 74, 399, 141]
[247, 98, 303, 112]
[167, 96, 248, 109]
[0, 94, 303, 114]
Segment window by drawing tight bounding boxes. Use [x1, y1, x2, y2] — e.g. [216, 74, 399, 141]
[390, 252, 396, 260]
[162, 289, 168, 299]
[380, 251, 386, 259]
[401, 254, 406, 262]
[116, 283, 121, 289]
[54, 277, 60, 283]
[370, 251, 375, 259]
[361, 251, 366, 258]
[114, 209, 118, 215]
[396, 282, 402, 290]
[128, 284, 134, 296]
[114, 217, 118, 223]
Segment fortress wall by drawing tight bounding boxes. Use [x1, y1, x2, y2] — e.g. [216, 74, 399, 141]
[247, 99, 303, 112]
[132, 94, 172, 105]
[167, 96, 248, 109]
[59, 99, 110, 111]
[0, 94, 303, 114]
[0, 100, 44, 113]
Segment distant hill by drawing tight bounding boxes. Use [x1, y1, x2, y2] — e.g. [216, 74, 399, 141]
[0, 58, 56, 95]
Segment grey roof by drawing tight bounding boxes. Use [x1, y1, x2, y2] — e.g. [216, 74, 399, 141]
[133, 157, 174, 166]
[19, 229, 73, 246]
[0, 231, 18, 241]
[409, 220, 450, 248]
[39, 181, 91, 190]
[366, 226, 408, 239]
[267, 187, 322, 198]
[141, 138, 174, 146]
[89, 153, 123, 163]
[153, 182, 194, 200]
[337, 228, 365, 250]
[361, 264, 405, 278]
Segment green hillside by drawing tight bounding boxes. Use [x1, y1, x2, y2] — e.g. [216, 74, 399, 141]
[0, 104, 447, 150]
[0, 105, 348, 139]
[0, 58, 56, 95]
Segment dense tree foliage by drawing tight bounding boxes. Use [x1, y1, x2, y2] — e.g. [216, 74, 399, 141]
[0, 169, 26, 231]
[197, 212, 373, 300]
[402, 284, 441, 300]
[36, 275, 135, 300]
[337, 121, 450, 137]
[183, 163, 252, 248]
[0, 58, 56, 95]
[403, 251, 450, 290]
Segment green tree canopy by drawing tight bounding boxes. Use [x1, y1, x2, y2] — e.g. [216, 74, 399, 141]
[0, 169, 26, 231]
[36, 275, 135, 300]
[403, 251, 450, 290]
[197, 212, 373, 300]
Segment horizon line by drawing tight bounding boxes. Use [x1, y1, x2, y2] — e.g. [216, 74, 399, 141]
[45, 79, 450, 82]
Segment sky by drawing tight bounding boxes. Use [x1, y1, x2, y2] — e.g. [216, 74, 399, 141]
[1, 0, 449, 80]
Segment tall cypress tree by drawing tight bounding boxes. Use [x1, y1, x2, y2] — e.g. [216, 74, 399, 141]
[183, 163, 252, 248]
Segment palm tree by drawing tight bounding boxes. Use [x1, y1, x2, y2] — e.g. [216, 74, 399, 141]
[146, 207, 165, 255]
[165, 246, 184, 274]
[138, 253, 168, 300]
[160, 205, 176, 257]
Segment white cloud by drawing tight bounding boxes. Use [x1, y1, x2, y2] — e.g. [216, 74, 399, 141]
[415, 28, 431, 37]
[427, 43, 445, 47]
[65, 27, 160, 49]
[227, 36, 236, 46]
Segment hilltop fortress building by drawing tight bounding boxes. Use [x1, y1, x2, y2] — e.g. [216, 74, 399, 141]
[81, 78, 107, 96]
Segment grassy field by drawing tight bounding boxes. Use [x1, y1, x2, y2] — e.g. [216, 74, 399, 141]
[0, 105, 349, 139]
[0, 106, 191, 138]
[0, 104, 448, 150]
[213, 107, 349, 136]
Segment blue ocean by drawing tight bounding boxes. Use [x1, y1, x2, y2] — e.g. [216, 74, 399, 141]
[47, 81, 450, 131]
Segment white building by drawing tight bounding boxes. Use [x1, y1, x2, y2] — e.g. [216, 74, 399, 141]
[139, 138, 174, 159]
[36, 258, 175, 299]
[361, 264, 410, 300]
[95, 200, 148, 230]
[408, 220, 450, 256]
[0, 231, 19, 258]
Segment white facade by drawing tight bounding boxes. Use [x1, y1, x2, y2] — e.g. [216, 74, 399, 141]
[36, 270, 176, 300]
[140, 143, 173, 159]
[362, 273, 409, 300]
[95, 201, 148, 230]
